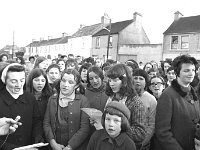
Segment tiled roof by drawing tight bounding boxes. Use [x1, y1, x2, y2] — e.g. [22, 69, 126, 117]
[93, 20, 133, 36]
[72, 23, 102, 37]
[164, 15, 200, 34]
[46, 38, 62, 45]
[57, 36, 70, 44]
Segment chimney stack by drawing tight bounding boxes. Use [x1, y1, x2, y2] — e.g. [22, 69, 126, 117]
[101, 13, 110, 25]
[174, 11, 183, 21]
[133, 12, 142, 24]
[62, 32, 67, 37]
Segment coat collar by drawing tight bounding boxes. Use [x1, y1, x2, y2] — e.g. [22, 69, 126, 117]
[171, 79, 198, 101]
[100, 129, 127, 146]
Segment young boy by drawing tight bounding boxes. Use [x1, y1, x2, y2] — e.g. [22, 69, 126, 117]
[87, 101, 136, 150]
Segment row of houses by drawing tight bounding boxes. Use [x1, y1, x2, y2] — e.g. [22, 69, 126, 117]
[24, 11, 200, 63]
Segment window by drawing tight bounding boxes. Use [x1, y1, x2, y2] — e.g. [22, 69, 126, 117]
[96, 37, 100, 48]
[109, 36, 113, 47]
[171, 36, 178, 49]
[181, 35, 189, 49]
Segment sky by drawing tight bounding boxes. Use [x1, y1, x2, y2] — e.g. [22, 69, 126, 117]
[0, 0, 200, 49]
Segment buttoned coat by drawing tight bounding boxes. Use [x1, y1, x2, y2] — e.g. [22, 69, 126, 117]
[154, 79, 200, 150]
[43, 93, 90, 150]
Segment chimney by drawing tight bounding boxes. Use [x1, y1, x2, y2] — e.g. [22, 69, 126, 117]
[62, 32, 67, 37]
[48, 36, 53, 40]
[40, 37, 44, 41]
[133, 12, 142, 23]
[79, 24, 85, 29]
[174, 11, 183, 21]
[101, 13, 110, 25]
[32, 39, 36, 42]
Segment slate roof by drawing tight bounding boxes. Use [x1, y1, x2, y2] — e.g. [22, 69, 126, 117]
[72, 23, 102, 37]
[164, 15, 200, 34]
[93, 19, 133, 37]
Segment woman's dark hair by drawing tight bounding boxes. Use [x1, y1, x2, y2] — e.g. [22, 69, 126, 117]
[149, 75, 165, 85]
[101, 107, 130, 132]
[34, 56, 47, 69]
[0, 53, 8, 62]
[166, 66, 174, 73]
[105, 63, 136, 97]
[26, 68, 52, 97]
[46, 64, 60, 73]
[54, 69, 85, 95]
[172, 55, 198, 77]
[79, 63, 92, 75]
[56, 58, 65, 64]
[147, 68, 159, 75]
[29, 56, 35, 61]
[87, 66, 104, 87]
[143, 62, 153, 72]
[16, 56, 25, 65]
[65, 59, 78, 70]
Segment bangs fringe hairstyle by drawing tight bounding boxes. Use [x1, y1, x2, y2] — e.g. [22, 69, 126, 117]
[54, 69, 85, 94]
[79, 63, 92, 75]
[172, 54, 198, 77]
[105, 63, 136, 97]
[101, 107, 130, 132]
[34, 56, 47, 69]
[65, 59, 78, 70]
[26, 68, 52, 97]
[46, 64, 60, 73]
[87, 66, 104, 87]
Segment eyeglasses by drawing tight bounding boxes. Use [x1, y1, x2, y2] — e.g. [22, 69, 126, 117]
[150, 82, 163, 87]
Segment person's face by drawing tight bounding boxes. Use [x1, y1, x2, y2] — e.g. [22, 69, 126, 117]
[52, 60, 57, 64]
[96, 59, 102, 67]
[133, 76, 146, 91]
[58, 61, 65, 72]
[63, 57, 68, 62]
[148, 72, 157, 79]
[149, 77, 164, 96]
[105, 113, 121, 138]
[6, 71, 25, 94]
[60, 73, 77, 96]
[108, 78, 122, 93]
[48, 68, 60, 82]
[167, 70, 176, 82]
[164, 62, 171, 74]
[17, 58, 21, 63]
[2, 56, 8, 62]
[32, 75, 46, 92]
[178, 63, 195, 86]
[66, 63, 75, 70]
[39, 60, 49, 71]
[81, 68, 87, 81]
[88, 71, 102, 89]
[144, 64, 152, 72]
[30, 58, 35, 64]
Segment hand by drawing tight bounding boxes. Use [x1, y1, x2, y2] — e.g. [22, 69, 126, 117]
[63, 145, 73, 150]
[89, 118, 97, 126]
[93, 120, 103, 130]
[195, 138, 200, 150]
[0, 117, 22, 135]
[50, 139, 65, 150]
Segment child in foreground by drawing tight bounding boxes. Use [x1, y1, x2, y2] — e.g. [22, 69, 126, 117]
[87, 101, 136, 150]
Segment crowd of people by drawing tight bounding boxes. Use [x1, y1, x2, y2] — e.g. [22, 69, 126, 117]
[0, 53, 199, 150]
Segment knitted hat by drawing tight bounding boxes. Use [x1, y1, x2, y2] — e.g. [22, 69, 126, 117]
[106, 101, 130, 120]
[132, 68, 149, 84]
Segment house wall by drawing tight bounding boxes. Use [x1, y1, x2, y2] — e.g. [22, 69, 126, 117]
[119, 22, 150, 44]
[163, 33, 200, 60]
[68, 36, 92, 58]
[91, 34, 119, 61]
[118, 44, 163, 64]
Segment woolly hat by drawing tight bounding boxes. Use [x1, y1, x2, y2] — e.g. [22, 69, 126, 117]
[106, 101, 130, 120]
[132, 68, 149, 84]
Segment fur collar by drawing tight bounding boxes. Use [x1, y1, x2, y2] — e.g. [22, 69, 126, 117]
[171, 79, 198, 101]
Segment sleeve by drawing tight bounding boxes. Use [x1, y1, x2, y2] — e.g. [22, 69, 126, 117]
[142, 98, 157, 145]
[31, 95, 44, 143]
[155, 91, 183, 150]
[43, 98, 55, 142]
[86, 131, 99, 150]
[127, 96, 146, 148]
[68, 97, 90, 149]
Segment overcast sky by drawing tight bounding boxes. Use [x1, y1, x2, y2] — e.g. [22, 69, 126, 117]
[0, 0, 200, 49]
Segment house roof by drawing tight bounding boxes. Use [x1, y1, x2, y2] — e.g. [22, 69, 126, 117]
[93, 19, 133, 37]
[72, 23, 102, 37]
[164, 15, 200, 34]
[57, 36, 69, 44]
